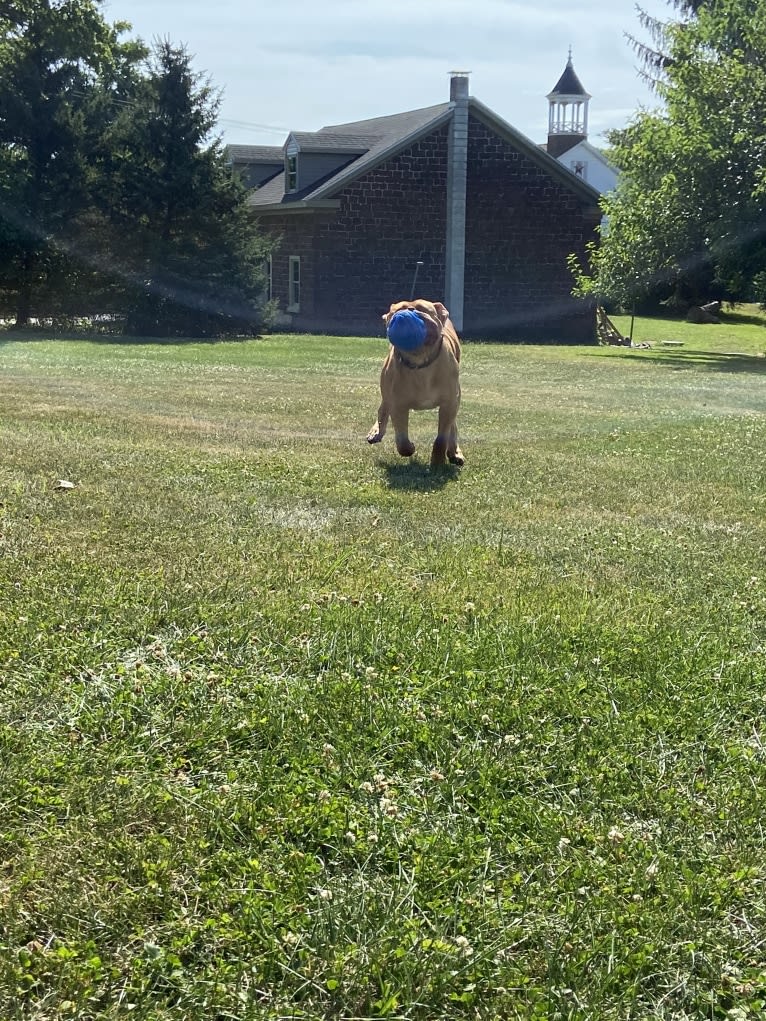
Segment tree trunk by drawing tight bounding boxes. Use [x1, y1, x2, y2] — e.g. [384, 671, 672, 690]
[15, 249, 33, 327]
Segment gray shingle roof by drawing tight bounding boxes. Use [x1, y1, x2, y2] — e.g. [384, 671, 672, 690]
[289, 131, 379, 153]
[227, 144, 283, 164]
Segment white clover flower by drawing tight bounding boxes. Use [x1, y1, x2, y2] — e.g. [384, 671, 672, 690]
[380, 797, 399, 818]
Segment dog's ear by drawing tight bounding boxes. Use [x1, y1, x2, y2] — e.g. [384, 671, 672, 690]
[432, 302, 450, 326]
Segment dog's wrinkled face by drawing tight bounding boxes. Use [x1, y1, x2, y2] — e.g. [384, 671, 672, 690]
[381, 299, 450, 346]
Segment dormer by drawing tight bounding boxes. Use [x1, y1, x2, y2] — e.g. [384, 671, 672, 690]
[225, 145, 283, 189]
[282, 131, 376, 196]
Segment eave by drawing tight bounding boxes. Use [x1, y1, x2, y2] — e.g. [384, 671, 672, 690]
[249, 199, 342, 215]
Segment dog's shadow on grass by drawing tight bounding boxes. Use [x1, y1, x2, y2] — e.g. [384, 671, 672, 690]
[378, 459, 461, 491]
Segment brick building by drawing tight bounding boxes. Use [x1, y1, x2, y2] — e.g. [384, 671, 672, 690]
[231, 74, 602, 341]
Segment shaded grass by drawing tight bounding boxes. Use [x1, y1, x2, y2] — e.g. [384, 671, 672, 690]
[1, 321, 766, 1019]
[610, 303, 766, 368]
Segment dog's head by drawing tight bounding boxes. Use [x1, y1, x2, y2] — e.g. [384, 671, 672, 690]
[382, 299, 450, 348]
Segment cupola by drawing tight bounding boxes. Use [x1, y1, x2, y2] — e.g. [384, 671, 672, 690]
[546, 49, 591, 158]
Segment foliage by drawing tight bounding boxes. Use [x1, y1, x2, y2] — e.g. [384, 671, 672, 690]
[1, 328, 766, 1018]
[573, 0, 766, 311]
[0, 5, 270, 336]
[98, 40, 271, 338]
[0, 0, 144, 324]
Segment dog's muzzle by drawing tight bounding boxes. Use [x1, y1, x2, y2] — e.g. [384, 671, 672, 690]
[386, 309, 427, 351]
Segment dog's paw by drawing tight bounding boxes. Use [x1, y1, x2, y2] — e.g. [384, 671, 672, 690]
[367, 428, 382, 444]
[448, 451, 465, 466]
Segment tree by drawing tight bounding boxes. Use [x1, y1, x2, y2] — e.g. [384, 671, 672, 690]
[573, 0, 766, 311]
[0, 0, 144, 324]
[99, 40, 271, 337]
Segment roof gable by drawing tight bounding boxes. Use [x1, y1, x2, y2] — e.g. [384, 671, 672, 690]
[560, 139, 617, 171]
[248, 103, 451, 210]
[467, 98, 600, 203]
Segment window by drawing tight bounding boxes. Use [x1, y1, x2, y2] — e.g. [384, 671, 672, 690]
[262, 254, 273, 301]
[286, 154, 297, 192]
[288, 256, 300, 312]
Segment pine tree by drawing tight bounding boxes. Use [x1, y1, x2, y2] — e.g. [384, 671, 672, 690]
[102, 40, 271, 337]
[0, 0, 142, 324]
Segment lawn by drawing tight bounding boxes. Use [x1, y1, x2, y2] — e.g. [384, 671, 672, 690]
[1, 310, 766, 1020]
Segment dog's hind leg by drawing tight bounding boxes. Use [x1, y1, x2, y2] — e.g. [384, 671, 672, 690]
[367, 402, 389, 444]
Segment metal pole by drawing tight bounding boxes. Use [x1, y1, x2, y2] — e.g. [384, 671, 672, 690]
[410, 261, 424, 301]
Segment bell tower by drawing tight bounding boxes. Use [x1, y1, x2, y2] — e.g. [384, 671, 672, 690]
[547, 49, 590, 159]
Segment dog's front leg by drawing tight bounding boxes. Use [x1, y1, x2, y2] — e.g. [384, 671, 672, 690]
[391, 406, 415, 458]
[431, 401, 463, 468]
[367, 401, 389, 444]
[447, 425, 465, 466]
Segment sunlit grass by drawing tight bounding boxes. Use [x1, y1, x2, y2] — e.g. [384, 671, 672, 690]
[1, 319, 766, 1019]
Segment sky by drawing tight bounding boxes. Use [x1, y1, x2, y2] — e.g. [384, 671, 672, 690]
[102, 0, 670, 150]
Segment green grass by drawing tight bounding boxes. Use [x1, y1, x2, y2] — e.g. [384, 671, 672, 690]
[1, 310, 766, 1020]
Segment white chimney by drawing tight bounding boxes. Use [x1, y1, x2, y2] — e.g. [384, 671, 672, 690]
[446, 72, 470, 332]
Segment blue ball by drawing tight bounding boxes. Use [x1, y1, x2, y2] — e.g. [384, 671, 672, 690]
[387, 309, 427, 351]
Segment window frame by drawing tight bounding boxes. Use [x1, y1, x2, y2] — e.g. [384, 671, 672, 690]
[263, 253, 273, 301]
[287, 255, 301, 312]
[286, 154, 297, 192]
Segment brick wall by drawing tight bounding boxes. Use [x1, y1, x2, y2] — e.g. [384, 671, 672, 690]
[314, 128, 450, 335]
[464, 116, 599, 340]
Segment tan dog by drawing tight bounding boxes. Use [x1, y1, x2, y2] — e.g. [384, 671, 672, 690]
[367, 298, 464, 467]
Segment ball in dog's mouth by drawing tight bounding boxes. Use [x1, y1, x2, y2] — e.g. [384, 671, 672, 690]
[386, 309, 427, 351]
